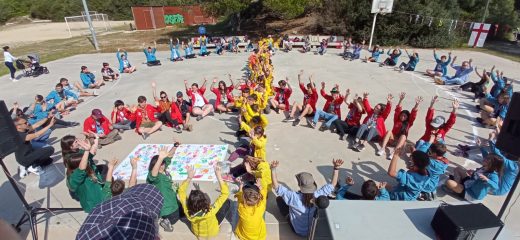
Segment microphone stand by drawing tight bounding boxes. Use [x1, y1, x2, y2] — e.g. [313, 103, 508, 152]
[308, 196, 330, 240]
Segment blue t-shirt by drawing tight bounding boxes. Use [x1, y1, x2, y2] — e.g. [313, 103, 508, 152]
[276, 184, 334, 237]
[481, 142, 519, 196]
[465, 168, 499, 200]
[389, 169, 429, 201]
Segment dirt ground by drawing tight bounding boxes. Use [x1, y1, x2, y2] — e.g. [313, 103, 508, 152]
[0, 21, 132, 46]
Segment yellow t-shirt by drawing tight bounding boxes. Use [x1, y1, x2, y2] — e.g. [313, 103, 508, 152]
[178, 180, 229, 237]
[234, 186, 268, 240]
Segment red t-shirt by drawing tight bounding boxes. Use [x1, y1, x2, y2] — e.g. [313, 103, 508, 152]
[344, 103, 364, 126]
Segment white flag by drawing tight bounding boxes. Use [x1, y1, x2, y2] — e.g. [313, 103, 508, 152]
[468, 23, 491, 47]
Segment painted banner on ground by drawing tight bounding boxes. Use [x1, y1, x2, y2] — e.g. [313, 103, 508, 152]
[112, 144, 228, 181]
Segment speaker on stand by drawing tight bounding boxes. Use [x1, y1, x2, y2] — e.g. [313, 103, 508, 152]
[0, 100, 82, 240]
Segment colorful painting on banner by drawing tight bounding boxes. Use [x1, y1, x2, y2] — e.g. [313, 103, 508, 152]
[112, 144, 228, 181]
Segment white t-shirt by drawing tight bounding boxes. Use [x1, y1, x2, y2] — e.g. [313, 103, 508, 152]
[3, 51, 16, 62]
[193, 93, 205, 107]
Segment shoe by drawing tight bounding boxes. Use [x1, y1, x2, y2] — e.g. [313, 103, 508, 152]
[319, 123, 328, 131]
[476, 117, 483, 124]
[78, 99, 85, 103]
[292, 118, 301, 126]
[196, 116, 203, 121]
[19, 165, 28, 179]
[142, 133, 149, 140]
[69, 122, 80, 127]
[115, 134, 122, 141]
[187, 124, 193, 132]
[27, 166, 44, 175]
[379, 63, 384, 67]
[274, 108, 280, 114]
[376, 149, 384, 156]
[356, 144, 365, 152]
[399, 69, 404, 73]
[306, 118, 316, 129]
[339, 135, 344, 141]
[386, 151, 394, 160]
[175, 126, 182, 133]
[351, 142, 360, 150]
[457, 144, 471, 152]
[92, 90, 98, 96]
[434, 77, 444, 85]
[118, 129, 124, 133]
[159, 218, 174, 232]
[12, 79, 19, 82]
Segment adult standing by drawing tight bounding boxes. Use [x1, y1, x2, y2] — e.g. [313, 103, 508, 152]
[3, 46, 18, 82]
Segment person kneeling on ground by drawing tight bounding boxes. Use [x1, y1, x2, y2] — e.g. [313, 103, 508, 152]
[143, 41, 161, 66]
[83, 109, 122, 147]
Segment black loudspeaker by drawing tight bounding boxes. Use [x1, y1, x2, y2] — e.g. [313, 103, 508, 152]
[431, 203, 503, 240]
[496, 92, 520, 157]
[0, 100, 21, 158]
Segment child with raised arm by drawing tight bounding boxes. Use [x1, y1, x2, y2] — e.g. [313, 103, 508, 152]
[179, 165, 231, 238]
[380, 48, 402, 67]
[332, 93, 365, 140]
[363, 45, 384, 63]
[234, 177, 268, 240]
[211, 76, 235, 113]
[336, 177, 390, 200]
[308, 83, 345, 131]
[417, 97, 458, 145]
[143, 41, 162, 66]
[352, 93, 393, 152]
[271, 159, 344, 237]
[169, 38, 183, 62]
[435, 57, 473, 85]
[416, 136, 449, 198]
[152, 82, 183, 133]
[270, 78, 293, 114]
[284, 70, 318, 125]
[117, 48, 136, 73]
[103, 157, 139, 197]
[111, 100, 135, 132]
[387, 148, 430, 201]
[378, 93, 422, 159]
[426, 49, 451, 77]
[395, 49, 419, 73]
[185, 79, 214, 121]
[134, 96, 163, 140]
[147, 145, 180, 232]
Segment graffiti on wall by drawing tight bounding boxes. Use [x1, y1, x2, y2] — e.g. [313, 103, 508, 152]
[165, 14, 184, 25]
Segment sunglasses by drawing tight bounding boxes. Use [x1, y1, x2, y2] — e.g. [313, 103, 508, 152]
[160, 96, 167, 99]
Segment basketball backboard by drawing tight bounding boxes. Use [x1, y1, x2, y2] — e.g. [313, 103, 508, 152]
[371, 0, 394, 14]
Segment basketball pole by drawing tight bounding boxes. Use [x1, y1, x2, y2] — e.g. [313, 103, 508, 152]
[81, 0, 100, 50]
[368, 11, 379, 50]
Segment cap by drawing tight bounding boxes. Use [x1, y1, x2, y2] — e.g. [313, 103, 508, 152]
[81, 66, 87, 70]
[430, 116, 446, 128]
[330, 87, 339, 94]
[91, 109, 103, 118]
[176, 91, 183, 97]
[295, 172, 317, 194]
[76, 184, 163, 240]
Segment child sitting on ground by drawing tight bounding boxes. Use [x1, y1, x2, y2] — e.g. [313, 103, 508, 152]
[395, 49, 419, 73]
[426, 49, 451, 78]
[352, 93, 393, 152]
[142, 41, 162, 66]
[416, 136, 449, 200]
[284, 70, 318, 126]
[235, 178, 268, 240]
[101, 62, 119, 81]
[270, 78, 292, 114]
[380, 48, 402, 67]
[387, 148, 430, 201]
[147, 145, 180, 232]
[363, 45, 384, 63]
[336, 177, 390, 200]
[308, 83, 345, 131]
[179, 165, 231, 238]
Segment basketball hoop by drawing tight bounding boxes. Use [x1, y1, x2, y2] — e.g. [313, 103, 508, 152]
[369, 0, 393, 49]
[379, 8, 387, 16]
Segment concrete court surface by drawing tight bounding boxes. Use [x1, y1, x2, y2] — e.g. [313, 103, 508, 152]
[0, 47, 519, 240]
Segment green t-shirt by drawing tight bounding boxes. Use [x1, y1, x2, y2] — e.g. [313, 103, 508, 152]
[67, 168, 107, 213]
[146, 157, 179, 217]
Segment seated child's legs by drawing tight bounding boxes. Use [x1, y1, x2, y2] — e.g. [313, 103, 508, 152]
[216, 199, 231, 224]
[276, 196, 290, 217]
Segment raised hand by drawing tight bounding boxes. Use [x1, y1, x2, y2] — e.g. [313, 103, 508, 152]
[299, 69, 304, 76]
[214, 164, 222, 177]
[108, 157, 120, 168]
[270, 160, 280, 169]
[186, 165, 195, 179]
[415, 96, 424, 105]
[363, 92, 369, 98]
[321, 82, 326, 88]
[430, 96, 438, 107]
[332, 159, 344, 168]
[130, 157, 140, 169]
[244, 161, 252, 173]
[158, 146, 169, 160]
[452, 99, 460, 111]
[345, 89, 350, 96]
[151, 81, 156, 88]
[378, 182, 387, 189]
[399, 92, 406, 100]
[387, 93, 394, 102]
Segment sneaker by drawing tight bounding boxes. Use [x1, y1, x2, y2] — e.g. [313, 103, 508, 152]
[386, 150, 394, 160]
[285, 117, 296, 122]
[92, 90, 98, 96]
[78, 99, 85, 103]
[319, 123, 328, 132]
[376, 149, 384, 156]
[379, 63, 384, 67]
[12, 79, 19, 82]
[274, 108, 280, 114]
[115, 134, 122, 141]
[292, 118, 301, 126]
[351, 142, 360, 150]
[399, 69, 404, 73]
[339, 135, 344, 141]
[356, 144, 365, 152]
[306, 118, 316, 129]
[142, 133, 149, 140]
[159, 218, 174, 232]
[175, 126, 182, 133]
[27, 166, 44, 175]
[19, 165, 28, 179]
[196, 116, 203, 121]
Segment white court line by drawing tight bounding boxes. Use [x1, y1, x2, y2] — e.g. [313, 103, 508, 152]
[404, 72, 480, 167]
[80, 73, 123, 107]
